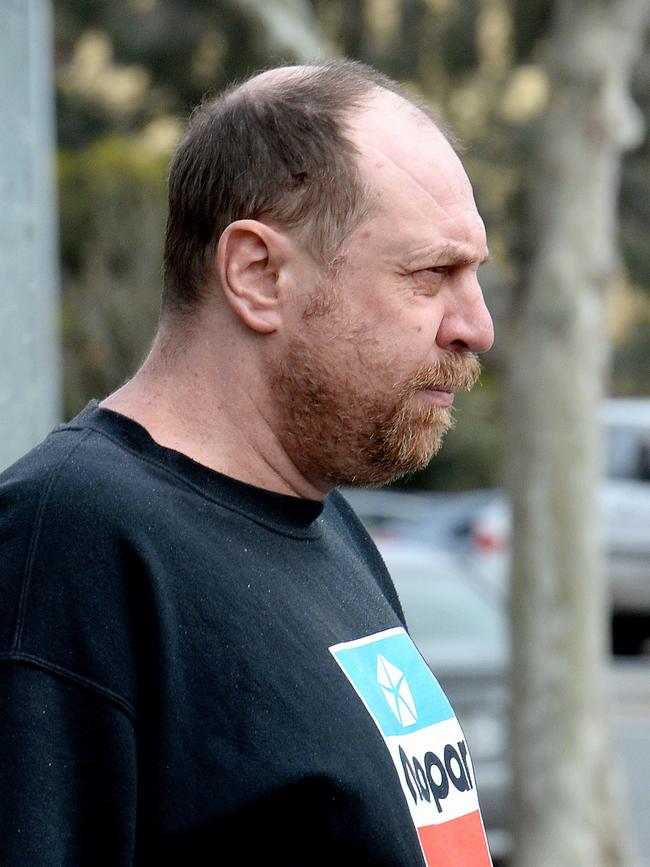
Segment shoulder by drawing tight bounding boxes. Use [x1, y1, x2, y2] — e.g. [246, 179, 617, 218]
[0, 425, 100, 559]
[0, 424, 163, 689]
[326, 487, 369, 530]
[1, 418, 175, 540]
[326, 488, 381, 554]
[326, 489, 407, 626]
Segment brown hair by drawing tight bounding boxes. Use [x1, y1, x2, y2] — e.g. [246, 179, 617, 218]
[161, 59, 427, 314]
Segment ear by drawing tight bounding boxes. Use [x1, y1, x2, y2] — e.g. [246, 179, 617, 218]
[216, 220, 288, 334]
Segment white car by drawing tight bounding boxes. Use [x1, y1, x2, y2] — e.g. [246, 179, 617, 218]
[470, 398, 650, 654]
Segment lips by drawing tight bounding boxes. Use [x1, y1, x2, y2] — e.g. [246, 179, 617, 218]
[422, 388, 455, 407]
[412, 353, 482, 395]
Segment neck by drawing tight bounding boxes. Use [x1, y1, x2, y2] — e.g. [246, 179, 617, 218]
[100, 323, 328, 501]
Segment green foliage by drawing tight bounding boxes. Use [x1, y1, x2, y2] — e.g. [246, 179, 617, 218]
[59, 137, 168, 269]
[55, 0, 278, 149]
[611, 322, 650, 396]
[621, 155, 650, 293]
[59, 136, 169, 416]
[511, 0, 554, 62]
[439, 0, 480, 77]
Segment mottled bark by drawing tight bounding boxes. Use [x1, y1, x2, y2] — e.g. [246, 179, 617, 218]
[506, 2, 649, 866]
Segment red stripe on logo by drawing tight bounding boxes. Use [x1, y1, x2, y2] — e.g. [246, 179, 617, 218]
[417, 810, 492, 867]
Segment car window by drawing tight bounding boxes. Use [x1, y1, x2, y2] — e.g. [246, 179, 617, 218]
[606, 426, 650, 481]
[387, 562, 505, 645]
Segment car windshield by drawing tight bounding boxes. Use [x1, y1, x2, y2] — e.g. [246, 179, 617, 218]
[388, 560, 506, 646]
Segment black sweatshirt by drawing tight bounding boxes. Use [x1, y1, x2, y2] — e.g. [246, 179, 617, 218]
[0, 402, 492, 866]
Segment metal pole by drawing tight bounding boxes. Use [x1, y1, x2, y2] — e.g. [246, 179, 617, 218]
[0, 0, 61, 471]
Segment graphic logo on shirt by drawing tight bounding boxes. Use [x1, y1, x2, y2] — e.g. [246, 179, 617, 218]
[377, 655, 418, 727]
[330, 627, 493, 867]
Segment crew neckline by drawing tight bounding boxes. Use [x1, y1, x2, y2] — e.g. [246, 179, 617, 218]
[62, 400, 326, 536]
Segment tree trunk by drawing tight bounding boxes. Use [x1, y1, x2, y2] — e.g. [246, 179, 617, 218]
[506, 2, 649, 867]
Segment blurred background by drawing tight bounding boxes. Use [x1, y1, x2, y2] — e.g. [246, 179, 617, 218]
[2, 0, 650, 865]
[50, 0, 649, 461]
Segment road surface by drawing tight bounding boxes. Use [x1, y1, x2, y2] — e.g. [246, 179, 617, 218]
[611, 657, 650, 867]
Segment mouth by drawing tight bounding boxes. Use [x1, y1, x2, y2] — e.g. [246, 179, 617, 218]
[405, 353, 481, 409]
[420, 388, 455, 408]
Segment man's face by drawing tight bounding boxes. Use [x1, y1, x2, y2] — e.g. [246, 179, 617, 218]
[274, 93, 494, 491]
[274, 323, 481, 488]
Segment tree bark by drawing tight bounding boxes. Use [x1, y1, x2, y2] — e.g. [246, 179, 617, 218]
[506, 2, 649, 866]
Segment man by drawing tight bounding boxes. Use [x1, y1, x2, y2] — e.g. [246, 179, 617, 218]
[0, 60, 494, 865]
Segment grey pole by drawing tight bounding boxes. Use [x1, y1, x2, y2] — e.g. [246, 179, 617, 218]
[0, 0, 61, 472]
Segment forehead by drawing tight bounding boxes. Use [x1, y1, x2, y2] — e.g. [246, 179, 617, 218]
[347, 91, 486, 256]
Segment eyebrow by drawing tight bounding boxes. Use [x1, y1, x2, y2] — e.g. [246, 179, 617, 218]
[432, 243, 492, 268]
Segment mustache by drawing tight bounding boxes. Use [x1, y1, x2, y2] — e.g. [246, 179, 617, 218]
[403, 352, 482, 394]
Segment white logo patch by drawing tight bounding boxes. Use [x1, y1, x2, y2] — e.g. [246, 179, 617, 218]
[376, 654, 418, 727]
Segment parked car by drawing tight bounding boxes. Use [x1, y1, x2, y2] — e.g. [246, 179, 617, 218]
[376, 537, 512, 861]
[469, 398, 650, 654]
[605, 397, 650, 483]
[341, 485, 497, 552]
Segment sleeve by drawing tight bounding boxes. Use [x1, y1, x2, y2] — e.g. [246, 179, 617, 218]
[0, 660, 137, 867]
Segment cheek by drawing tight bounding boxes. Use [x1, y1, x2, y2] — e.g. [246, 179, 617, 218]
[341, 299, 442, 380]
[407, 306, 446, 358]
[394, 315, 441, 362]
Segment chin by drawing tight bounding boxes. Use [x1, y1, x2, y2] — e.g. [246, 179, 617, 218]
[340, 422, 448, 490]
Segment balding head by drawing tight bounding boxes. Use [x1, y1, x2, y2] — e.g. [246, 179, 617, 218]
[161, 60, 449, 316]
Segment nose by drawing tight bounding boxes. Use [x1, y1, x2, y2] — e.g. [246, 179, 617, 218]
[436, 275, 494, 354]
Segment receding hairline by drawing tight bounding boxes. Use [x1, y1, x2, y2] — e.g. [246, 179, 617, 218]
[160, 59, 456, 318]
[240, 64, 318, 92]
[231, 61, 452, 144]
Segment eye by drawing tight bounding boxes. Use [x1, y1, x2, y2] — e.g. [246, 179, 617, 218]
[418, 265, 453, 280]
